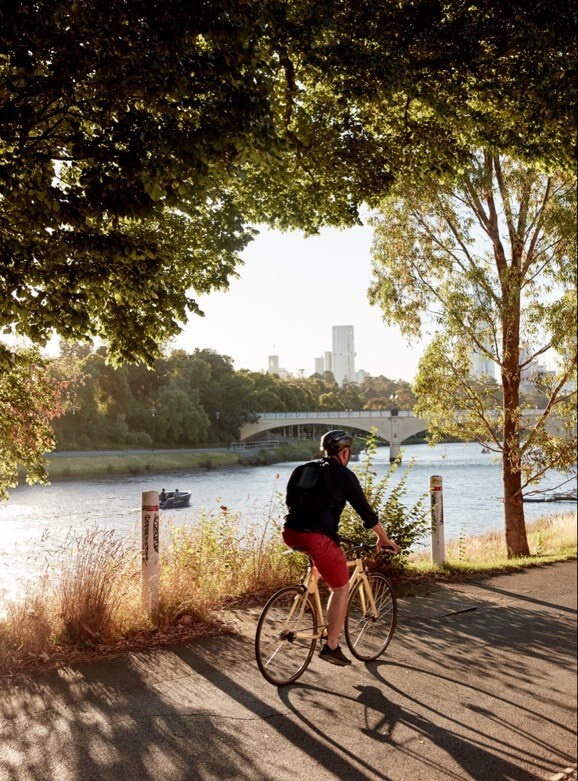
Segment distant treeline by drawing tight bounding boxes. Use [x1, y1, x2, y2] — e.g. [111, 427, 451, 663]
[49, 344, 417, 451]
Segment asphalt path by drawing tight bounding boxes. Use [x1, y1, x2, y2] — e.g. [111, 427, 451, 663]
[0, 561, 576, 781]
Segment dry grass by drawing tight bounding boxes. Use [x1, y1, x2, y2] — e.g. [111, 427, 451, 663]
[0, 507, 302, 674]
[0, 509, 575, 674]
[154, 508, 303, 630]
[407, 511, 577, 575]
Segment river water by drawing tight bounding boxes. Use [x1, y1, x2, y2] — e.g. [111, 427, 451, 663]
[0, 442, 575, 606]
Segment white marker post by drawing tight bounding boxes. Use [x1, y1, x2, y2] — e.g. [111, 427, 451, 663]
[430, 475, 445, 566]
[142, 490, 160, 616]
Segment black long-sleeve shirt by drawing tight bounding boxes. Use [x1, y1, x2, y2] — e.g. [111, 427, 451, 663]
[284, 457, 379, 541]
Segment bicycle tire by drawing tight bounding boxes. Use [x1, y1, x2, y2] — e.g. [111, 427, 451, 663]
[255, 586, 318, 686]
[344, 573, 397, 661]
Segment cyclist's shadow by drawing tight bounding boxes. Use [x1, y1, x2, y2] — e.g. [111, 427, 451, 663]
[276, 669, 403, 780]
[353, 683, 402, 742]
[278, 665, 541, 781]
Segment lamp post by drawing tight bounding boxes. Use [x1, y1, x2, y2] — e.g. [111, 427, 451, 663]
[215, 411, 220, 443]
[151, 406, 156, 447]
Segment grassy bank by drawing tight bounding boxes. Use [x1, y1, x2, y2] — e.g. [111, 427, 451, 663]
[43, 442, 319, 480]
[0, 509, 575, 675]
[406, 511, 577, 577]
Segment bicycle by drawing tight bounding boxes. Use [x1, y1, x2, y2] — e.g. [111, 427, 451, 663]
[255, 536, 397, 686]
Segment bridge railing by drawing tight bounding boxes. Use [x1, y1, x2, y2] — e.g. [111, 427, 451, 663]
[229, 440, 280, 451]
[254, 410, 412, 420]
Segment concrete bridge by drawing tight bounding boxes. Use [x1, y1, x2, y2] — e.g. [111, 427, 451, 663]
[239, 409, 567, 462]
[240, 410, 426, 461]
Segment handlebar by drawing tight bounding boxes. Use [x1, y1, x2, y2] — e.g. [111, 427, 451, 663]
[339, 535, 397, 554]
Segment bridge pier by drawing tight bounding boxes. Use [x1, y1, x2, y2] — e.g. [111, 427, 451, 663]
[389, 442, 401, 463]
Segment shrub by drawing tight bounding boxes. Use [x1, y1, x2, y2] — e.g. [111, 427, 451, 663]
[339, 429, 429, 569]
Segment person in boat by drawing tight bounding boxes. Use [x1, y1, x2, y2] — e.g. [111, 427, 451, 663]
[160, 489, 167, 503]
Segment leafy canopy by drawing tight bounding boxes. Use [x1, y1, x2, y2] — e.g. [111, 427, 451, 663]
[1, 1, 576, 366]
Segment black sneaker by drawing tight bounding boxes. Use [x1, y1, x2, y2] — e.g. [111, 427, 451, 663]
[319, 643, 352, 666]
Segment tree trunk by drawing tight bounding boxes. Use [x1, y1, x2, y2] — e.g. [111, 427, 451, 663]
[502, 445, 529, 557]
[500, 276, 530, 558]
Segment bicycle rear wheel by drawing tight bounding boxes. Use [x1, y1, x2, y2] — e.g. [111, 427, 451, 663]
[255, 586, 318, 686]
[344, 573, 397, 661]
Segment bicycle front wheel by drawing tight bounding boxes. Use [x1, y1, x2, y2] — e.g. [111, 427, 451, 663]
[255, 586, 318, 686]
[345, 573, 397, 661]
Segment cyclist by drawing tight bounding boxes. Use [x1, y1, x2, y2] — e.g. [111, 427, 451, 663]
[282, 429, 400, 666]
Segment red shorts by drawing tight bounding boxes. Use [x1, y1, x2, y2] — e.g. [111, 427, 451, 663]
[282, 529, 349, 589]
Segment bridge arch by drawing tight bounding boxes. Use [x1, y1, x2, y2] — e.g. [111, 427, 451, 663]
[239, 411, 428, 461]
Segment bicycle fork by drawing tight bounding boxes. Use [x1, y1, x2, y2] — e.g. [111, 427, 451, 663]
[357, 568, 379, 621]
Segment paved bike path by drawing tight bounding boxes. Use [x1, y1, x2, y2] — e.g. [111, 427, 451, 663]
[0, 561, 576, 781]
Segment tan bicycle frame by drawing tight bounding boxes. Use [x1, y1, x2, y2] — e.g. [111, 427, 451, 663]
[286, 553, 378, 642]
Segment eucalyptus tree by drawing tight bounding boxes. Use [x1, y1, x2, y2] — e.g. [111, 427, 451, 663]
[369, 154, 577, 556]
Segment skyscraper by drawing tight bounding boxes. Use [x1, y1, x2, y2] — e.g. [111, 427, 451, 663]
[469, 344, 495, 380]
[332, 325, 355, 385]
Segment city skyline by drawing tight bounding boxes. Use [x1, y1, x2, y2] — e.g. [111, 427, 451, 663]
[173, 224, 428, 381]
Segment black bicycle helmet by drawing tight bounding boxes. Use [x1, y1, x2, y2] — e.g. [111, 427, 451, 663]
[321, 429, 353, 455]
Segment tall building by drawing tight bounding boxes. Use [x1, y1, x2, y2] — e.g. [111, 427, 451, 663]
[267, 355, 291, 379]
[468, 327, 495, 381]
[332, 325, 356, 385]
[470, 346, 495, 380]
[314, 356, 325, 374]
[520, 344, 552, 391]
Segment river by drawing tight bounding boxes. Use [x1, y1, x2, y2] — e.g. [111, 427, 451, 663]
[0, 442, 575, 607]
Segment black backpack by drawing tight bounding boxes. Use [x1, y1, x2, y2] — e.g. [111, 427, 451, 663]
[286, 459, 331, 517]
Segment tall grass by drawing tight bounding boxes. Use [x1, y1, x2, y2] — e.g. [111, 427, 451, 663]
[0, 509, 575, 673]
[0, 505, 302, 673]
[408, 511, 577, 574]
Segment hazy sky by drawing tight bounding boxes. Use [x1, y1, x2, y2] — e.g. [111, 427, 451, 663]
[172, 223, 428, 381]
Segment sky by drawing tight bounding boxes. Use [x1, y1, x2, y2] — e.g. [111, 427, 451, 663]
[172, 223, 428, 382]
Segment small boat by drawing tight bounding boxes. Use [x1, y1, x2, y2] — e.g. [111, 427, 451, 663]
[159, 490, 191, 510]
[481, 447, 490, 454]
[523, 490, 577, 503]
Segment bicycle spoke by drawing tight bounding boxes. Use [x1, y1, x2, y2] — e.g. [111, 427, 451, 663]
[344, 574, 397, 661]
[255, 587, 318, 686]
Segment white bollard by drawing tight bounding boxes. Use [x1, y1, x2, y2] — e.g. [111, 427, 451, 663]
[430, 475, 445, 566]
[142, 490, 160, 615]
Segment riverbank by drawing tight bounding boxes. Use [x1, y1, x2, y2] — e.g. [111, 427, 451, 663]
[0, 509, 575, 676]
[41, 442, 319, 480]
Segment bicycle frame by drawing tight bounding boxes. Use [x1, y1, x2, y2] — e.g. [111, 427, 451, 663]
[283, 549, 379, 644]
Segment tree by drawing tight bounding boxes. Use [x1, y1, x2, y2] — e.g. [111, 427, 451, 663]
[156, 385, 210, 446]
[369, 153, 577, 556]
[1, 0, 275, 365]
[234, 0, 576, 230]
[0, 346, 68, 498]
[359, 376, 416, 411]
